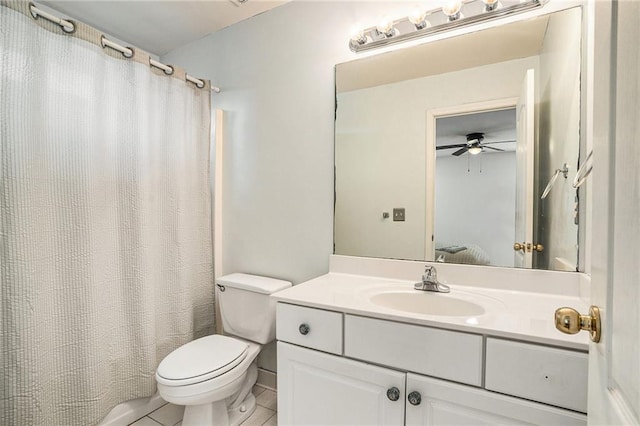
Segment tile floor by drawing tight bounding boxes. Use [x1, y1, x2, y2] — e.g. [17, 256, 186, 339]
[129, 385, 277, 426]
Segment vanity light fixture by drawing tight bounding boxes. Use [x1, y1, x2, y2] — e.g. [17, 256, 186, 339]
[482, 0, 501, 12]
[350, 28, 368, 46]
[442, 0, 463, 21]
[376, 16, 397, 38]
[348, 0, 543, 53]
[408, 8, 430, 30]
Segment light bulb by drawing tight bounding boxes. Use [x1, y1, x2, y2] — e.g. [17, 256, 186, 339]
[376, 16, 396, 37]
[482, 0, 500, 11]
[408, 8, 429, 30]
[468, 146, 482, 155]
[350, 28, 367, 46]
[442, 0, 463, 21]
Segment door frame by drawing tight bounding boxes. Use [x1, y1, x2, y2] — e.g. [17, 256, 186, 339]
[425, 97, 519, 261]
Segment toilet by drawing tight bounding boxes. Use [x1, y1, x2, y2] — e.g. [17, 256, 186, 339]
[155, 273, 292, 426]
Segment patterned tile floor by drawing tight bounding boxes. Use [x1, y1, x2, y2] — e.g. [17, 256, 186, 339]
[129, 385, 277, 426]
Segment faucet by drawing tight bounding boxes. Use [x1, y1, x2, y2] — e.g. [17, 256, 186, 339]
[414, 265, 450, 293]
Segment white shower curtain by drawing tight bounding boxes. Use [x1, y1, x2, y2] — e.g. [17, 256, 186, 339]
[1, 3, 214, 425]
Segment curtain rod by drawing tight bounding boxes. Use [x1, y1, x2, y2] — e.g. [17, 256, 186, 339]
[28, 3, 221, 94]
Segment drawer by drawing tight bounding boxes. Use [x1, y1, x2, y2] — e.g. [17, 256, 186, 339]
[485, 338, 588, 413]
[276, 303, 343, 355]
[406, 374, 586, 426]
[344, 315, 483, 386]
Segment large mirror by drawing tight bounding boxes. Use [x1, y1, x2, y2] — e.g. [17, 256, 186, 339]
[334, 7, 584, 271]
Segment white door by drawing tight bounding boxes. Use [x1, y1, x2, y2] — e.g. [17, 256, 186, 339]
[587, 1, 640, 424]
[514, 69, 535, 268]
[277, 342, 405, 426]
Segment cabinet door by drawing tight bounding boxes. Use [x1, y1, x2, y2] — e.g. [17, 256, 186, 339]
[277, 342, 405, 426]
[405, 374, 586, 426]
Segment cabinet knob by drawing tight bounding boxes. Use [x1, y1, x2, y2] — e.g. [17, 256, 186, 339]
[298, 323, 310, 335]
[386, 387, 400, 401]
[408, 391, 422, 406]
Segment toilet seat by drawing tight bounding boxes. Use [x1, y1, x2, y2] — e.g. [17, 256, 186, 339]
[156, 335, 249, 387]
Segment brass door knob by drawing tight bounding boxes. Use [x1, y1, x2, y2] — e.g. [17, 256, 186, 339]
[513, 242, 544, 252]
[555, 306, 601, 343]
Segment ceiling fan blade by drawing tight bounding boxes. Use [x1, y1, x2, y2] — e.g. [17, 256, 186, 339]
[483, 139, 516, 145]
[484, 146, 505, 152]
[452, 147, 468, 156]
[436, 143, 466, 150]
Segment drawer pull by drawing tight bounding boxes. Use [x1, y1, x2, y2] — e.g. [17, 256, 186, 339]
[386, 387, 400, 401]
[298, 323, 310, 335]
[408, 391, 422, 406]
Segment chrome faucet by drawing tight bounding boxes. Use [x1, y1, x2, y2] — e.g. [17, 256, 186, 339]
[414, 265, 450, 293]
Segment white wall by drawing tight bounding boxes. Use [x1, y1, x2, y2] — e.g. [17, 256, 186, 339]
[435, 152, 516, 267]
[162, 1, 422, 371]
[335, 57, 538, 260]
[161, 0, 578, 371]
[536, 7, 582, 270]
[163, 1, 415, 287]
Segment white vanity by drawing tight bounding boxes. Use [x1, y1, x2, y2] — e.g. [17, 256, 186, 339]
[273, 256, 589, 425]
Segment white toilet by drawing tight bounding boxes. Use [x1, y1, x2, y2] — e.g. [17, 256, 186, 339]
[156, 273, 291, 426]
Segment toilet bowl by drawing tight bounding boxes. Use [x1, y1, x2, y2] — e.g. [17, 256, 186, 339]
[155, 273, 291, 426]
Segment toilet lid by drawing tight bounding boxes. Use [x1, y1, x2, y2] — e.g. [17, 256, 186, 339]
[157, 335, 248, 385]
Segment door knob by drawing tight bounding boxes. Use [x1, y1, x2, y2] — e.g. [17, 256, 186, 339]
[514, 242, 544, 252]
[555, 306, 601, 343]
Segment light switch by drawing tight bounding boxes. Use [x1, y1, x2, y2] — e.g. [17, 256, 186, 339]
[393, 208, 405, 222]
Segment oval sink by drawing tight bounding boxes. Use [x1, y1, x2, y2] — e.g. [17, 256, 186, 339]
[369, 291, 485, 317]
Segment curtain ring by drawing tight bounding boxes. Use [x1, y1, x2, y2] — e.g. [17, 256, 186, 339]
[29, 2, 76, 34]
[100, 35, 134, 59]
[162, 65, 174, 76]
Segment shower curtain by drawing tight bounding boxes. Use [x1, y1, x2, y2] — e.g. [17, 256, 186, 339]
[1, 3, 214, 425]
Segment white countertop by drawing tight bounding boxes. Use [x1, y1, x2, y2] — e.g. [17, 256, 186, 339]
[272, 272, 589, 351]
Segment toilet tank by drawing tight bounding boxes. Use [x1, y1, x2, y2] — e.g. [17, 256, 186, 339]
[216, 273, 292, 344]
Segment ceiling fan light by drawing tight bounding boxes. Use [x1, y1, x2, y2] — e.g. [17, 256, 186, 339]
[468, 146, 482, 155]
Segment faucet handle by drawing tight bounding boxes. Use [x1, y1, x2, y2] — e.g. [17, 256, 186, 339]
[423, 265, 436, 281]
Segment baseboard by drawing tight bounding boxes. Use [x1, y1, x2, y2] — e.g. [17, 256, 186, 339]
[257, 368, 277, 390]
[98, 393, 166, 426]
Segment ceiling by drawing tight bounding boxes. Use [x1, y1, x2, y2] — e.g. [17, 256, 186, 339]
[436, 108, 516, 157]
[40, 0, 289, 56]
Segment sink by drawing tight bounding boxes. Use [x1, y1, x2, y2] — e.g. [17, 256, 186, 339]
[369, 291, 485, 317]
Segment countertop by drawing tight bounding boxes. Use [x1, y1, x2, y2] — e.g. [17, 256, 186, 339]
[272, 272, 589, 351]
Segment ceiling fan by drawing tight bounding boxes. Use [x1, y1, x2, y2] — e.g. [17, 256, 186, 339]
[436, 132, 515, 156]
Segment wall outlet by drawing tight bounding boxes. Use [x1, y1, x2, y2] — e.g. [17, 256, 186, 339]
[393, 208, 405, 221]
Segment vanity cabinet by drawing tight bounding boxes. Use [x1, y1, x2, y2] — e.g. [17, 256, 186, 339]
[276, 303, 587, 426]
[277, 341, 405, 425]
